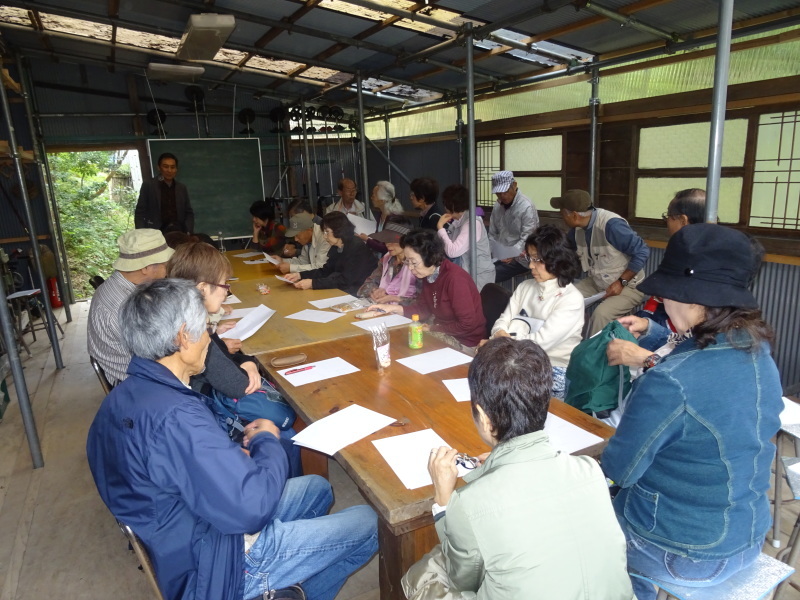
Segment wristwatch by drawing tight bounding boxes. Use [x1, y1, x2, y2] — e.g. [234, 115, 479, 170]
[643, 353, 661, 371]
[618, 277, 630, 287]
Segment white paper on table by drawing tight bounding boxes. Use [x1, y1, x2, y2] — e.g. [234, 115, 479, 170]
[584, 291, 606, 308]
[442, 378, 470, 402]
[233, 251, 263, 258]
[218, 304, 275, 341]
[243, 258, 270, 264]
[222, 294, 242, 305]
[352, 314, 412, 331]
[275, 275, 294, 283]
[262, 252, 281, 265]
[396, 347, 473, 375]
[278, 356, 360, 387]
[347, 213, 377, 236]
[308, 295, 358, 309]
[789, 462, 800, 478]
[543, 413, 603, 454]
[285, 309, 345, 324]
[291, 404, 393, 455]
[372, 429, 471, 490]
[219, 307, 256, 321]
[781, 397, 800, 426]
[490, 239, 521, 260]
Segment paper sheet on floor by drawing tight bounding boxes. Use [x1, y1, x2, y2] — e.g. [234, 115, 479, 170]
[351, 314, 412, 331]
[277, 356, 360, 387]
[347, 214, 377, 236]
[543, 413, 603, 454]
[233, 251, 263, 258]
[396, 347, 472, 375]
[442, 378, 470, 402]
[781, 397, 800, 426]
[285, 309, 345, 323]
[219, 307, 256, 321]
[291, 404, 393, 455]
[584, 291, 606, 308]
[373, 429, 471, 490]
[222, 294, 242, 304]
[308, 295, 358, 309]
[218, 304, 275, 341]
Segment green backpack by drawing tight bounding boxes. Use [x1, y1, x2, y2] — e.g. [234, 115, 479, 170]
[565, 320, 637, 415]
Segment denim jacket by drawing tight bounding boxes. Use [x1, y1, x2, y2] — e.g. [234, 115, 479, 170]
[602, 332, 782, 560]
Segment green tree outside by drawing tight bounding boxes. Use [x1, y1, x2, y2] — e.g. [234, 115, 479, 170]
[50, 151, 137, 299]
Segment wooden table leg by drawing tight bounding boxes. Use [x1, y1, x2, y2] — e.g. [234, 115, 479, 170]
[378, 518, 438, 600]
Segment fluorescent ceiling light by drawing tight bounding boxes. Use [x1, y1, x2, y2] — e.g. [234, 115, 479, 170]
[176, 14, 236, 61]
[146, 63, 205, 82]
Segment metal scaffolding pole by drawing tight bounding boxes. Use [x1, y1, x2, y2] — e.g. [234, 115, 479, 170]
[589, 66, 601, 204]
[466, 24, 477, 281]
[365, 137, 411, 185]
[300, 100, 315, 212]
[17, 55, 73, 318]
[0, 66, 64, 370]
[0, 282, 43, 468]
[384, 115, 391, 182]
[456, 101, 465, 186]
[705, 0, 734, 223]
[356, 71, 371, 220]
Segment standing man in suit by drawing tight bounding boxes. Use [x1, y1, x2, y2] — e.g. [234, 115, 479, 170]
[135, 153, 195, 233]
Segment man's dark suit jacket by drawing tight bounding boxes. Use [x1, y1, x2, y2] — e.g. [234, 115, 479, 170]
[134, 177, 194, 233]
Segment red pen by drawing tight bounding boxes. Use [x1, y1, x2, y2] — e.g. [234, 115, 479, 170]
[285, 365, 315, 375]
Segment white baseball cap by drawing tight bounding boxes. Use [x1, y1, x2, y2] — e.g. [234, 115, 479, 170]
[491, 171, 514, 194]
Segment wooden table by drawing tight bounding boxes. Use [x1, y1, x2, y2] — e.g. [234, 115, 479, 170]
[259, 328, 615, 600]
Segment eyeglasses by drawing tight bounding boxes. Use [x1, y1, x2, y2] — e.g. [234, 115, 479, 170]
[403, 258, 423, 269]
[202, 281, 231, 291]
[661, 212, 676, 222]
[455, 453, 480, 470]
[524, 254, 544, 264]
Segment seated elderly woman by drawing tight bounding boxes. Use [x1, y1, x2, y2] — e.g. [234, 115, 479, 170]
[483, 225, 583, 399]
[601, 224, 782, 599]
[435, 184, 494, 291]
[357, 224, 421, 305]
[87, 278, 378, 600]
[167, 242, 297, 448]
[283, 211, 376, 296]
[402, 337, 633, 600]
[368, 229, 486, 354]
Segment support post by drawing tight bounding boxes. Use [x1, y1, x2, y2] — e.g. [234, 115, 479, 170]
[0, 282, 43, 468]
[705, 0, 734, 223]
[456, 101, 465, 185]
[589, 65, 600, 204]
[0, 64, 64, 370]
[465, 24, 477, 281]
[300, 100, 315, 212]
[356, 71, 371, 220]
[17, 55, 73, 318]
[365, 137, 411, 185]
[384, 114, 391, 182]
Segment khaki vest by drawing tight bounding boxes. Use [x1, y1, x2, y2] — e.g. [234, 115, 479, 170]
[575, 208, 644, 290]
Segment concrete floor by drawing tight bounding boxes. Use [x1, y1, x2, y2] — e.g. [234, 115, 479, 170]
[0, 301, 797, 599]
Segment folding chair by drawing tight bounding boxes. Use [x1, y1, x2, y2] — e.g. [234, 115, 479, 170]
[117, 521, 164, 600]
[90, 356, 114, 395]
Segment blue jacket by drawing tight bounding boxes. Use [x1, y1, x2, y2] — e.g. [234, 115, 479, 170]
[86, 356, 288, 600]
[602, 331, 782, 560]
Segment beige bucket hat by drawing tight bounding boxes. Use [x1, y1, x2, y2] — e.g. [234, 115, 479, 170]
[113, 229, 174, 271]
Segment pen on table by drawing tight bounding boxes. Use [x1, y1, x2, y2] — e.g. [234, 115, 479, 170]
[285, 365, 315, 375]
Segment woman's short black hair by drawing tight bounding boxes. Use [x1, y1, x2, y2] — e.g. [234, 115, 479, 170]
[322, 210, 355, 240]
[525, 225, 580, 287]
[668, 188, 706, 224]
[400, 228, 445, 267]
[250, 199, 275, 222]
[442, 184, 469, 213]
[469, 337, 552, 443]
[410, 177, 439, 206]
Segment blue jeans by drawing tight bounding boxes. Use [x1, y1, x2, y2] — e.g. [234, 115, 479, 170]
[623, 527, 762, 600]
[242, 475, 378, 600]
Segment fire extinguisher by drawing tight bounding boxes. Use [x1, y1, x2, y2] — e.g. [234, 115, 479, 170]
[47, 277, 62, 308]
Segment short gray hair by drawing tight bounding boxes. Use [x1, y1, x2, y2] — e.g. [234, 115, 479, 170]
[375, 180, 404, 215]
[119, 278, 208, 361]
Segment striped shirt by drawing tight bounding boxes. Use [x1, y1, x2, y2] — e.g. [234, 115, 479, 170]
[87, 271, 136, 385]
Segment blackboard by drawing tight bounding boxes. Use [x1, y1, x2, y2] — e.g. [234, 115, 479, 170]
[146, 138, 264, 238]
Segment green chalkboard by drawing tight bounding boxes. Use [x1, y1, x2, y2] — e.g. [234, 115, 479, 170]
[146, 138, 264, 238]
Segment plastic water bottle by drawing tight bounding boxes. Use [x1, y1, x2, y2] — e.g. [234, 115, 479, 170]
[217, 231, 226, 253]
[408, 314, 423, 349]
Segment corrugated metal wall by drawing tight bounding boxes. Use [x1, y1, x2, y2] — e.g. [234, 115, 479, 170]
[645, 246, 800, 393]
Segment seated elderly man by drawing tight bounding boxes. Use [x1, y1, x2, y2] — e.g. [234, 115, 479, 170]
[402, 337, 633, 599]
[87, 228, 173, 385]
[86, 279, 378, 600]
